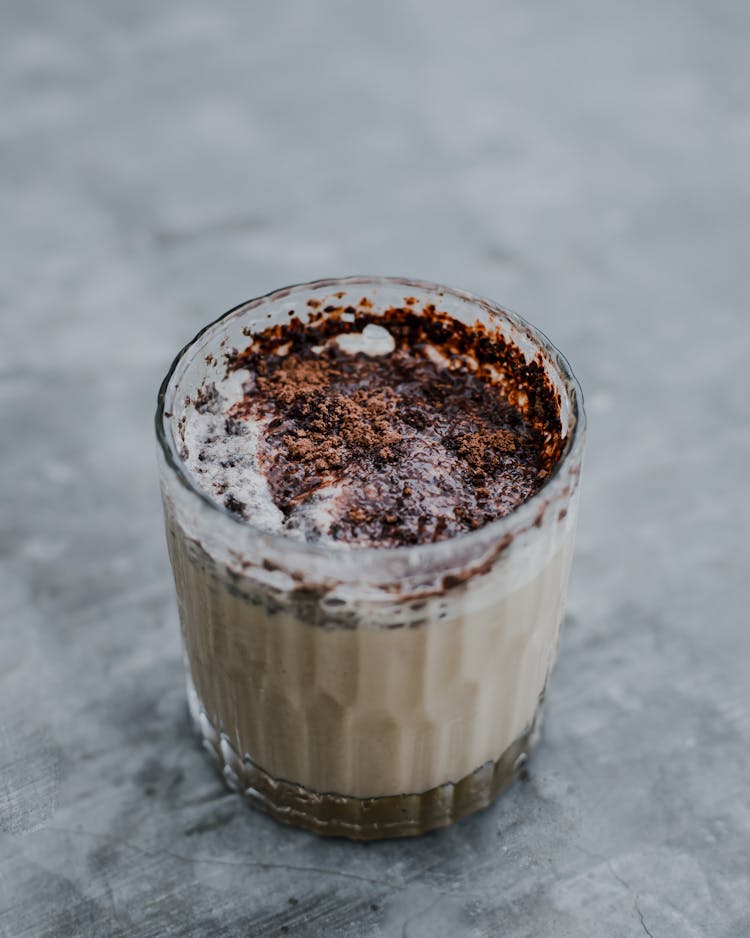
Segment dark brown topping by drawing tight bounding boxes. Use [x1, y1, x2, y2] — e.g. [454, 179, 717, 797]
[216, 302, 562, 546]
[194, 382, 222, 414]
[224, 493, 246, 514]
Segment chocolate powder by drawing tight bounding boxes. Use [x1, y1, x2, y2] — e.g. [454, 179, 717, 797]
[219, 303, 563, 547]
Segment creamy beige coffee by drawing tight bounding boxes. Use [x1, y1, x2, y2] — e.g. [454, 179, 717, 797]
[156, 277, 585, 838]
[170, 532, 574, 799]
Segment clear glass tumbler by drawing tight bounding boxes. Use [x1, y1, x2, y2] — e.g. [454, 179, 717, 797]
[155, 276, 585, 839]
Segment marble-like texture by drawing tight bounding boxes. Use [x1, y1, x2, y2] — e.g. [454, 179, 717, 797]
[1, 1, 748, 935]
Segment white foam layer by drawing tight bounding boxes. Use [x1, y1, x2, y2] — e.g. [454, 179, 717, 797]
[182, 368, 285, 535]
[183, 369, 377, 543]
[283, 480, 348, 542]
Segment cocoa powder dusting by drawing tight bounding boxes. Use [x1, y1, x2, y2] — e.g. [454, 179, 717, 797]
[216, 303, 563, 546]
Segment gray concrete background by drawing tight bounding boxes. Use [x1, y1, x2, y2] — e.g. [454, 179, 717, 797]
[1, 1, 749, 935]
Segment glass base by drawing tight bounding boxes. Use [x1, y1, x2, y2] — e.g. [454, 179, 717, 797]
[187, 677, 543, 840]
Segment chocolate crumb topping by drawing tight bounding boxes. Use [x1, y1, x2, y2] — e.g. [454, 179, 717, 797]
[191, 303, 563, 547]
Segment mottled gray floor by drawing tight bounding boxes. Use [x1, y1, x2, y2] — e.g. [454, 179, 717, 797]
[1, 1, 749, 936]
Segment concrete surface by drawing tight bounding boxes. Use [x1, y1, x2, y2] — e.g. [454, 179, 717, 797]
[1, 1, 749, 935]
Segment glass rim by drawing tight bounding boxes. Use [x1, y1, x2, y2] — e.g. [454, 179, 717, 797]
[155, 275, 586, 565]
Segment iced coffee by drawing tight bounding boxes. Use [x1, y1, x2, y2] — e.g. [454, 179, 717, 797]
[156, 277, 585, 839]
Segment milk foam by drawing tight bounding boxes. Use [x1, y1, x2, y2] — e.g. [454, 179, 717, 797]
[182, 368, 286, 535]
[183, 367, 365, 542]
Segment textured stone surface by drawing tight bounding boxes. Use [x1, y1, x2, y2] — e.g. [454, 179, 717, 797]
[1, 1, 749, 935]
